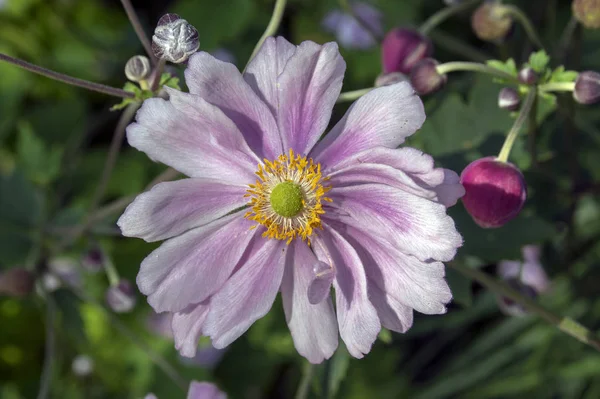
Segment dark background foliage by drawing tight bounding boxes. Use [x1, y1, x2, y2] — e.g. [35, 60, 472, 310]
[1, 0, 600, 398]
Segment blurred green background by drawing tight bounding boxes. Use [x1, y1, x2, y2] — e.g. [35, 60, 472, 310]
[1, 0, 600, 397]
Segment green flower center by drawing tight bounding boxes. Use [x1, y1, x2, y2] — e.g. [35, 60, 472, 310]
[270, 181, 304, 218]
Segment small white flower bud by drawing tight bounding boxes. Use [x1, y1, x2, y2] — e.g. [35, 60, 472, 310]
[72, 355, 94, 377]
[152, 13, 200, 63]
[125, 55, 151, 82]
[105, 280, 137, 313]
[498, 87, 521, 111]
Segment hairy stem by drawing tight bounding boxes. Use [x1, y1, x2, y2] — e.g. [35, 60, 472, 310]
[0, 53, 134, 99]
[244, 0, 287, 71]
[497, 90, 536, 163]
[336, 87, 373, 103]
[450, 263, 600, 352]
[119, 0, 156, 63]
[436, 61, 519, 82]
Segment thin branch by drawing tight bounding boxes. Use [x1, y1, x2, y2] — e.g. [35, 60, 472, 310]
[0, 53, 134, 99]
[497, 90, 537, 162]
[450, 263, 600, 352]
[419, 0, 481, 35]
[336, 88, 373, 103]
[119, 0, 156, 63]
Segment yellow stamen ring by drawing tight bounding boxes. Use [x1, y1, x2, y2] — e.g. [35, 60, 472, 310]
[244, 149, 332, 244]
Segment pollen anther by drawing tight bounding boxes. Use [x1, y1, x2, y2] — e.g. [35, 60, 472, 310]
[245, 149, 331, 244]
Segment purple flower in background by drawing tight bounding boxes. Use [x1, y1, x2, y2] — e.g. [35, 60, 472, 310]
[146, 381, 226, 399]
[118, 37, 464, 363]
[322, 2, 383, 50]
[211, 48, 236, 65]
[497, 245, 550, 316]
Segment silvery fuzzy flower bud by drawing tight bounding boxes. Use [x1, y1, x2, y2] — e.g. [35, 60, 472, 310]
[374, 72, 409, 87]
[460, 157, 527, 228]
[471, 2, 512, 42]
[518, 67, 538, 85]
[574, 71, 600, 104]
[152, 13, 200, 63]
[410, 58, 447, 95]
[498, 87, 521, 111]
[573, 0, 600, 29]
[0, 268, 35, 297]
[125, 55, 151, 82]
[105, 280, 137, 313]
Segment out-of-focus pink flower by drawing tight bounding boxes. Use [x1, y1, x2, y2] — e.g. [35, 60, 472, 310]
[119, 37, 464, 363]
[381, 28, 433, 74]
[146, 381, 226, 399]
[322, 2, 383, 50]
[497, 245, 550, 316]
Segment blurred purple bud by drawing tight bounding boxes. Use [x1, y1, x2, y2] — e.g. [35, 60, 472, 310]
[518, 67, 538, 85]
[382, 28, 433, 74]
[72, 354, 94, 377]
[147, 311, 174, 339]
[106, 280, 137, 313]
[410, 58, 447, 95]
[48, 257, 81, 288]
[460, 157, 527, 228]
[498, 87, 521, 111]
[81, 245, 106, 273]
[0, 268, 35, 297]
[307, 261, 336, 305]
[471, 3, 512, 42]
[374, 72, 409, 87]
[573, 0, 600, 29]
[187, 381, 227, 399]
[179, 345, 227, 369]
[322, 2, 383, 50]
[152, 13, 200, 63]
[125, 55, 151, 82]
[574, 71, 600, 104]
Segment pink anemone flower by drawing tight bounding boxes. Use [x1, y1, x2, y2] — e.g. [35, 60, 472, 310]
[118, 37, 464, 364]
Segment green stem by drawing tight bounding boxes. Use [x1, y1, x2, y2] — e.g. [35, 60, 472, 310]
[244, 0, 287, 71]
[336, 88, 373, 103]
[554, 16, 579, 62]
[119, 0, 156, 64]
[436, 61, 519, 82]
[538, 81, 576, 93]
[528, 94, 538, 166]
[295, 362, 314, 399]
[497, 89, 536, 163]
[104, 259, 120, 287]
[419, 0, 481, 35]
[501, 5, 545, 50]
[429, 30, 489, 63]
[449, 263, 600, 352]
[150, 58, 166, 92]
[0, 53, 134, 99]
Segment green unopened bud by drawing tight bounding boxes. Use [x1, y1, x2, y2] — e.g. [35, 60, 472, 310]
[573, 0, 600, 29]
[124, 55, 151, 82]
[471, 3, 513, 42]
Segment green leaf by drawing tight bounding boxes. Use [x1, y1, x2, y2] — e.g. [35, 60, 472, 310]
[16, 122, 63, 186]
[52, 288, 86, 343]
[549, 66, 579, 83]
[527, 50, 550, 74]
[486, 59, 518, 77]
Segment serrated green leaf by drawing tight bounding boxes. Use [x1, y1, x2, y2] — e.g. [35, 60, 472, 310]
[550, 66, 579, 83]
[487, 59, 518, 76]
[528, 50, 550, 74]
[16, 122, 63, 185]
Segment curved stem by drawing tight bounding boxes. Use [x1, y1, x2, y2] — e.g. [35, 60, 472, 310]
[86, 103, 140, 227]
[538, 81, 576, 93]
[554, 16, 579, 61]
[429, 30, 489, 63]
[244, 0, 287, 71]
[497, 89, 536, 162]
[528, 94, 539, 167]
[295, 362, 314, 399]
[37, 295, 56, 399]
[436, 61, 519, 82]
[0, 53, 134, 99]
[502, 5, 545, 50]
[119, 0, 156, 63]
[150, 58, 166, 92]
[450, 262, 600, 352]
[419, 0, 481, 35]
[336, 87, 373, 103]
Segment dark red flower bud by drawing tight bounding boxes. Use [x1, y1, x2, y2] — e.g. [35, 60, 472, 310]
[105, 280, 137, 313]
[381, 28, 433, 74]
[573, 0, 600, 29]
[498, 87, 521, 111]
[460, 157, 527, 228]
[518, 67, 538, 85]
[409, 58, 447, 95]
[471, 3, 512, 42]
[574, 71, 600, 104]
[81, 245, 106, 273]
[0, 268, 35, 297]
